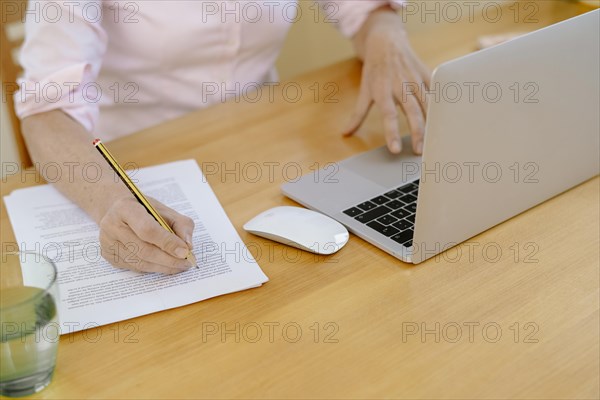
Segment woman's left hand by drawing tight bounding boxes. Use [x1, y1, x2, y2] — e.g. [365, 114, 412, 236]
[344, 6, 432, 155]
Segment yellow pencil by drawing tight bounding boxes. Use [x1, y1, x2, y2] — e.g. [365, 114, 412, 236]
[93, 139, 197, 268]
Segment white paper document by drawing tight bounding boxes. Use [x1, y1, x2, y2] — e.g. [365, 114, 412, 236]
[3, 159, 268, 333]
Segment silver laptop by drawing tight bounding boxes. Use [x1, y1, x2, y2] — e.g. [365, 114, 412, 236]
[282, 10, 600, 264]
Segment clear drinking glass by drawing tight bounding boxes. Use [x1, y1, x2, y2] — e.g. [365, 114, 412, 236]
[0, 251, 60, 397]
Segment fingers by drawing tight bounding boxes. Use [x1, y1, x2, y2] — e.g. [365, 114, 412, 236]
[345, 62, 405, 153]
[345, 58, 428, 155]
[394, 62, 427, 155]
[343, 77, 373, 137]
[98, 197, 196, 274]
[100, 236, 182, 275]
[115, 225, 193, 271]
[372, 89, 402, 154]
[405, 54, 432, 119]
[411, 53, 432, 90]
[395, 88, 426, 155]
[153, 201, 195, 249]
[124, 201, 190, 259]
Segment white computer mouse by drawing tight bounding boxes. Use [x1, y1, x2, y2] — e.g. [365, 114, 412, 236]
[243, 206, 349, 255]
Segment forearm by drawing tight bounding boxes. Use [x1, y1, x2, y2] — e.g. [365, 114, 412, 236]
[21, 110, 130, 223]
[352, 5, 407, 61]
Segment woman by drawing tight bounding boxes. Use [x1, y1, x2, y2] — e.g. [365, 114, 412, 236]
[16, 0, 430, 274]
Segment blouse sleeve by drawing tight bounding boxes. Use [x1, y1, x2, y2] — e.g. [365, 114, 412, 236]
[15, 0, 108, 132]
[316, 0, 404, 38]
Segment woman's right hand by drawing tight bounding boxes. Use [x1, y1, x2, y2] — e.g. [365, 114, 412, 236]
[99, 196, 195, 274]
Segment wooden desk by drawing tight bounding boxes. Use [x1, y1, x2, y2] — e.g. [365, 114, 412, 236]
[1, 1, 598, 398]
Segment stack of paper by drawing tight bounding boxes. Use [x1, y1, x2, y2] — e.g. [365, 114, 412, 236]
[3, 160, 268, 333]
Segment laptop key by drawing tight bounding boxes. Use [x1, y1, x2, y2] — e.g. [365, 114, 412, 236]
[386, 200, 404, 210]
[370, 196, 389, 205]
[367, 221, 400, 237]
[377, 215, 398, 225]
[391, 230, 414, 245]
[406, 214, 415, 223]
[357, 201, 377, 211]
[355, 205, 392, 224]
[384, 190, 402, 199]
[404, 203, 417, 213]
[397, 184, 414, 194]
[391, 208, 410, 219]
[398, 194, 417, 204]
[392, 219, 412, 231]
[381, 226, 400, 237]
[343, 207, 363, 217]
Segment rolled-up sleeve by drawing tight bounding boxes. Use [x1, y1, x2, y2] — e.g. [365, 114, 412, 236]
[317, 0, 404, 38]
[15, 0, 107, 132]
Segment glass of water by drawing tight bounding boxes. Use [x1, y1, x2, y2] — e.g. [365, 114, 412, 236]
[0, 251, 60, 397]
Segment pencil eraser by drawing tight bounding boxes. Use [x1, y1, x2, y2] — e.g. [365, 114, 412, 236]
[92, 139, 101, 146]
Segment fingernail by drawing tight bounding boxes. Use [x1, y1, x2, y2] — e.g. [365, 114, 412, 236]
[416, 141, 423, 154]
[175, 247, 188, 259]
[185, 235, 193, 249]
[391, 139, 401, 153]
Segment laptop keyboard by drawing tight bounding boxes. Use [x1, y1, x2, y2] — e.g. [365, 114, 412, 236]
[343, 180, 419, 247]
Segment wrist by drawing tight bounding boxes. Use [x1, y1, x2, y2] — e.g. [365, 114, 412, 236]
[92, 184, 132, 223]
[353, 6, 407, 59]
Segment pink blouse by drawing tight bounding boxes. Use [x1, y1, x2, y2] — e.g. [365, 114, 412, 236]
[15, 0, 402, 141]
